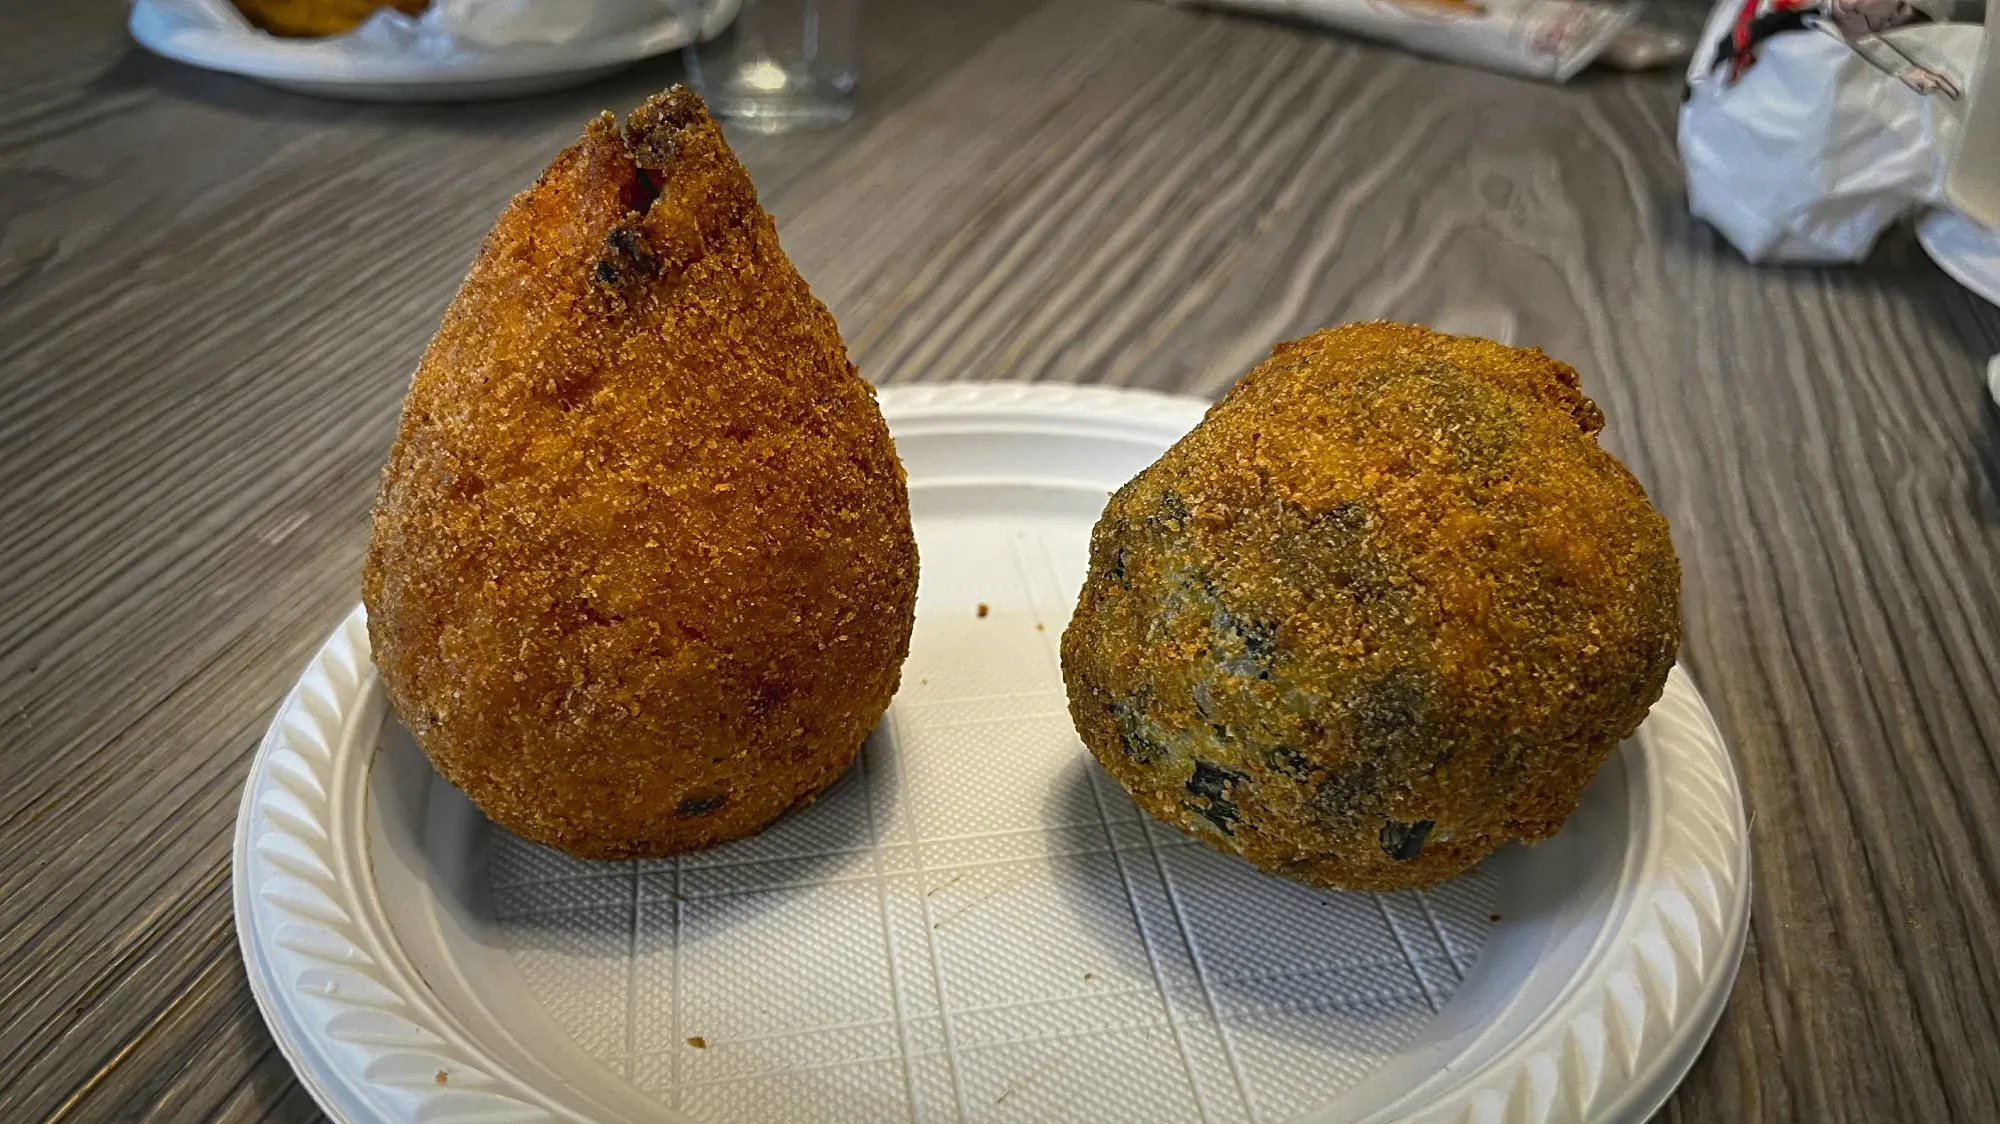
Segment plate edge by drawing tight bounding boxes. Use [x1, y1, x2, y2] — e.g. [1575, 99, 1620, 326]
[232, 388, 1753, 1124]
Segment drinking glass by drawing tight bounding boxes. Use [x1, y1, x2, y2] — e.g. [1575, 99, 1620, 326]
[681, 0, 857, 132]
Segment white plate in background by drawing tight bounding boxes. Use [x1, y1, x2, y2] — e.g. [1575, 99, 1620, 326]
[129, 0, 738, 101]
[234, 383, 1751, 1123]
[1917, 208, 2000, 308]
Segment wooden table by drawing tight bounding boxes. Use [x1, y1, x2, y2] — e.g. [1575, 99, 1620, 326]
[5, 0, 1999, 1120]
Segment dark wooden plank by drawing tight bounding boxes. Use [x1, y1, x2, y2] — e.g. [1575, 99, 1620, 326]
[0, 2, 1042, 1119]
[2, 0, 1998, 1120]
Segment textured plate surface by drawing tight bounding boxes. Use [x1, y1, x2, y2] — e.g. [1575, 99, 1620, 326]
[234, 384, 1750, 1123]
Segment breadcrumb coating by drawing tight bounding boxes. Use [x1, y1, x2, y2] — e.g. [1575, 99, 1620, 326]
[363, 88, 917, 859]
[1061, 323, 1679, 891]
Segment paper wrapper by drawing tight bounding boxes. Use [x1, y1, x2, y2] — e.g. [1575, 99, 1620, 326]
[1178, 0, 1642, 82]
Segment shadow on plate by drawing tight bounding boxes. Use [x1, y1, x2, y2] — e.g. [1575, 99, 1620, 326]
[376, 712, 894, 958]
[1023, 753, 1503, 1116]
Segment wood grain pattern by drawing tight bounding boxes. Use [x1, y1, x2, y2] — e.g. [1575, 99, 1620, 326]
[2, 0, 1997, 1120]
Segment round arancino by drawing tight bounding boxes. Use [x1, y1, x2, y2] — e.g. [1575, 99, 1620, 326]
[1060, 322, 1680, 891]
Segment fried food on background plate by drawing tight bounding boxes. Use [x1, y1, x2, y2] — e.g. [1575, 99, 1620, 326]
[363, 87, 918, 860]
[1061, 323, 1680, 892]
[231, 0, 429, 37]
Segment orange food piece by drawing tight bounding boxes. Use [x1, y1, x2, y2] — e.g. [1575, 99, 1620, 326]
[1061, 323, 1679, 891]
[232, 0, 428, 37]
[364, 89, 917, 859]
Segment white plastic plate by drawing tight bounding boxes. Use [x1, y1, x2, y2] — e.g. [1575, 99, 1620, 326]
[128, 0, 739, 102]
[235, 383, 1751, 1123]
[1917, 208, 2000, 309]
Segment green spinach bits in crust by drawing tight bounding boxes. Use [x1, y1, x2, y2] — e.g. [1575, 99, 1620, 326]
[1060, 323, 1680, 891]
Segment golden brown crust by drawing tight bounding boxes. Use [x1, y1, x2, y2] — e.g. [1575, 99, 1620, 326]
[1060, 323, 1680, 891]
[362, 88, 917, 859]
[231, 0, 428, 37]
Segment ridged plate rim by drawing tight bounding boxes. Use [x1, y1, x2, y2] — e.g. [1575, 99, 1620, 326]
[233, 382, 1750, 1124]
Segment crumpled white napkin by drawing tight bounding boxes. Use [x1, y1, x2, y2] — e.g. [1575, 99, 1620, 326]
[1679, 0, 1979, 263]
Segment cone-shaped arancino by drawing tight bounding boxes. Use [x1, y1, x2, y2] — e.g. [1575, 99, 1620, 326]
[363, 88, 918, 859]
